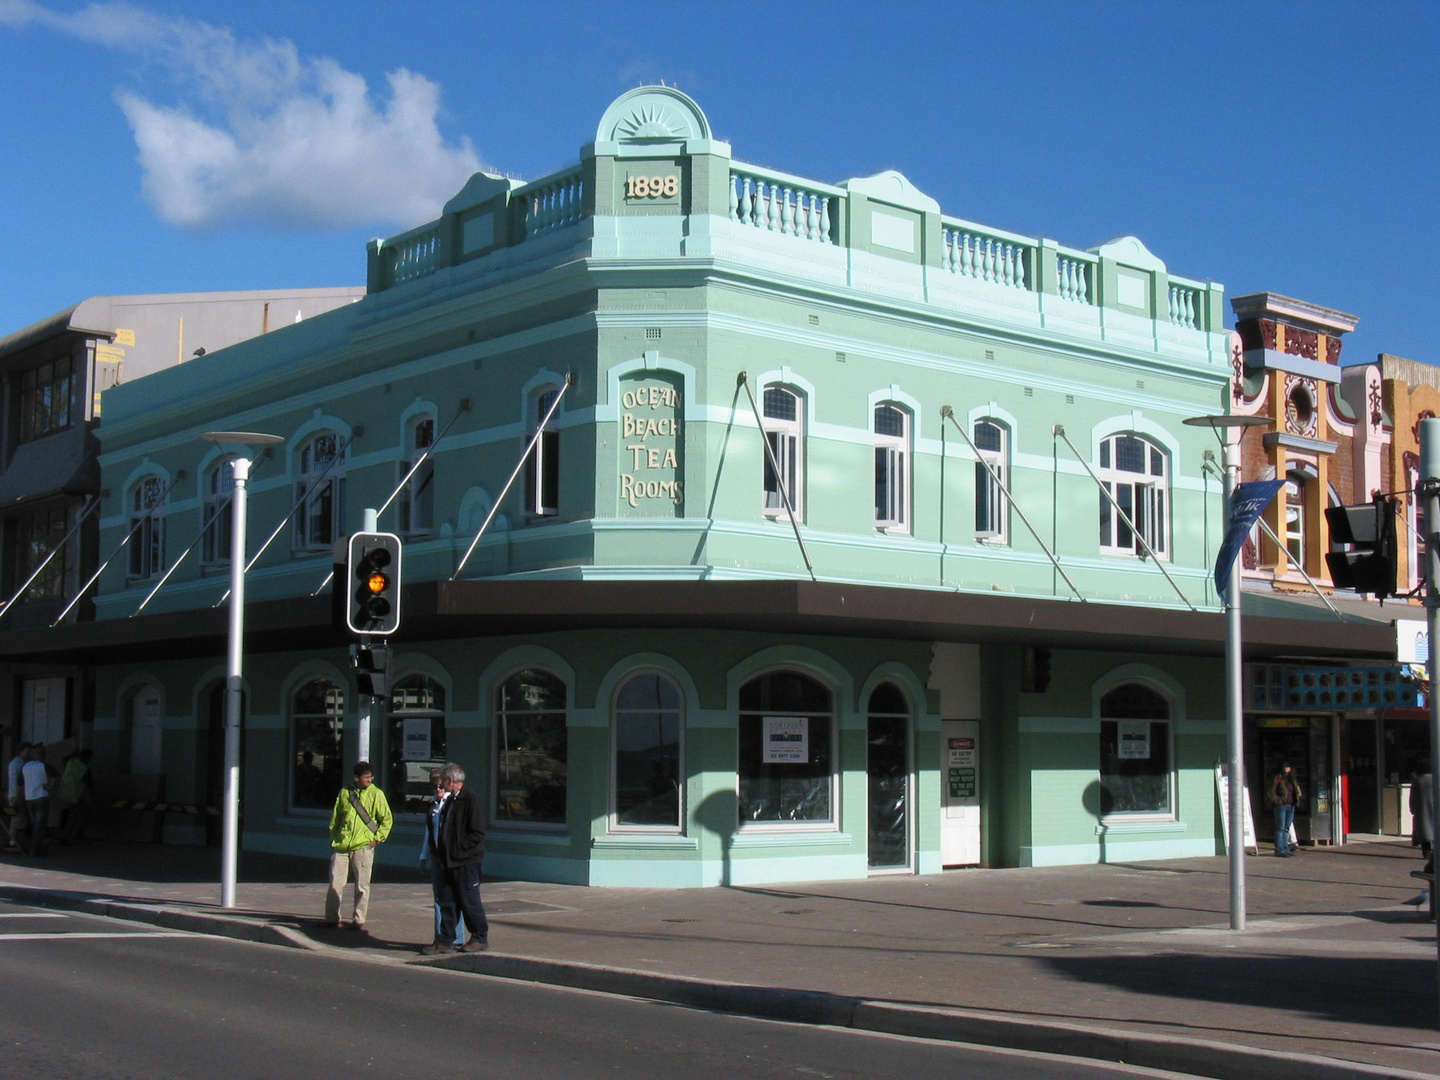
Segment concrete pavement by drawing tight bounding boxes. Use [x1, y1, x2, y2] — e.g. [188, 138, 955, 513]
[1, 836, 1437, 1080]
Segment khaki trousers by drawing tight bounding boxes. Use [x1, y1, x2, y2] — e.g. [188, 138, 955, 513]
[325, 844, 376, 924]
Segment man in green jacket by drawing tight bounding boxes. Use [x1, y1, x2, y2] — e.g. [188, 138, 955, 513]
[323, 761, 392, 930]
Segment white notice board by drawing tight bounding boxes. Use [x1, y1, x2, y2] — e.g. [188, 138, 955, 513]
[1215, 764, 1259, 855]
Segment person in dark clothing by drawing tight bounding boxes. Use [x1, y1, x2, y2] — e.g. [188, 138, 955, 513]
[421, 762, 489, 955]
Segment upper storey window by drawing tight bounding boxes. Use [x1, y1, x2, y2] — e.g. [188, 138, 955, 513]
[761, 385, 804, 521]
[1098, 433, 1168, 559]
[19, 356, 73, 442]
[526, 391, 560, 517]
[873, 403, 910, 531]
[202, 457, 236, 566]
[399, 416, 435, 536]
[293, 432, 346, 553]
[974, 419, 1009, 542]
[127, 476, 166, 580]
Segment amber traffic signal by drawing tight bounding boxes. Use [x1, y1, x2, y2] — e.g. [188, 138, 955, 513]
[346, 532, 402, 634]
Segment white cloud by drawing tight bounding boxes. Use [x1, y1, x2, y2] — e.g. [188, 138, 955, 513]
[3, 1, 482, 230]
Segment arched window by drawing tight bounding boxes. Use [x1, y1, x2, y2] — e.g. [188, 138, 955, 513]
[1098, 682, 1173, 818]
[290, 678, 344, 811]
[293, 432, 345, 552]
[495, 668, 567, 825]
[1098, 433, 1169, 558]
[738, 670, 834, 827]
[387, 674, 446, 815]
[398, 416, 435, 536]
[202, 457, 237, 565]
[761, 385, 804, 520]
[1284, 469, 1309, 569]
[526, 390, 561, 517]
[974, 419, 1009, 542]
[867, 682, 911, 870]
[612, 672, 683, 830]
[127, 475, 167, 579]
[873, 403, 910, 531]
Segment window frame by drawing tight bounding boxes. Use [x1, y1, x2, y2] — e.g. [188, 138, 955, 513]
[385, 673, 447, 817]
[398, 416, 436, 537]
[288, 677, 345, 814]
[973, 418, 1009, 543]
[16, 502, 69, 601]
[1097, 682, 1175, 823]
[525, 391, 561, 518]
[127, 475, 167, 581]
[18, 354, 74, 443]
[292, 432, 346, 554]
[736, 668, 837, 834]
[1097, 432, 1170, 560]
[202, 456, 237, 567]
[609, 669, 686, 834]
[866, 681, 913, 872]
[760, 385, 805, 522]
[493, 666, 569, 831]
[873, 403, 910, 532]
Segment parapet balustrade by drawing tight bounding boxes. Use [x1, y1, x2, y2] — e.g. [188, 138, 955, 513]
[1056, 254, 1094, 305]
[1168, 283, 1200, 329]
[940, 222, 1030, 290]
[380, 222, 444, 286]
[518, 167, 586, 238]
[728, 165, 837, 244]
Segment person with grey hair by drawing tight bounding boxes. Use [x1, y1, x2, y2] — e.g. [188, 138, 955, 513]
[420, 762, 489, 954]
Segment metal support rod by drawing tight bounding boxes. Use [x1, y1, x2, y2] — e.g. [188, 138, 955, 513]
[738, 373, 816, 582]
[312, 403, 469, 597]
[1053, 425, 1197, 612]
[213, 436, 353, 607]
[1221, 438, 1247, 930]
[0, 495, 98, 621]
[452, 375, 572, 581]
[1418, 416, 1440, 1019]
[1201, 458, 1344, 622]
[220, 457, 252, 910]
[942, 407, 1085, 603]
[53, 478, 178, 626]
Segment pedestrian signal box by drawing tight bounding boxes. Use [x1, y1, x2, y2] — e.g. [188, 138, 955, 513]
[1324, 496, 1397, 599]
[346, 532, 402, 635]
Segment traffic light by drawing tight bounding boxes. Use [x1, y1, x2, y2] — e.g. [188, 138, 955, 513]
[351, 642, 390, 698]
[346, 531, 402, 635]
[1325, 496, 1398, 598]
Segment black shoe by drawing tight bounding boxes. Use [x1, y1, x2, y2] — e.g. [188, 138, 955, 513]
[420, 941, 453, 955]
[461, 939, 489, 953]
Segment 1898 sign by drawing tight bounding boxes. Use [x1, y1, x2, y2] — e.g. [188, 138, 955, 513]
[626, 175, 679, 199]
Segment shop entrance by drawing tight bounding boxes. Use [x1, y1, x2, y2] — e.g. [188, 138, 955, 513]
[866, 684, 911, 871]
[1247, 716, 1335, 845]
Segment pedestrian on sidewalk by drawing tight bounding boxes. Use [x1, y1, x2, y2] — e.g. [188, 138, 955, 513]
[1269, 761, 1302, 857]
[421, 762, 488, 955]
[1411, 766, 1434, 874]
[21, 744, 54, 856]
[6, 742, 30, 852]
[58, 749, 94, 844]
[419, 770, 465, 947]
[323, 761, 392, 930]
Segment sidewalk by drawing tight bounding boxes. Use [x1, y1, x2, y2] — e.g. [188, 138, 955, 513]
[2, 837, 1437, 1080]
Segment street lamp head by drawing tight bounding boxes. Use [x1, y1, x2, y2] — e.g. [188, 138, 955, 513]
[200, 431, 284, 446]
[1182, 414, 1274, 430]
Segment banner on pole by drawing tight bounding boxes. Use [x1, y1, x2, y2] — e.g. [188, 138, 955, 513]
[1215, 479, 1285, 603]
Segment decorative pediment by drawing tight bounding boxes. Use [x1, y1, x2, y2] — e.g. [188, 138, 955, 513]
[1089, 235, 1166, 273]
[595, 87, 711, 147]
[839, 170, 939, 213]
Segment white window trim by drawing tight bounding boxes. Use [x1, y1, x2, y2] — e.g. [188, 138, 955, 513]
[873, 403, 910, 533]
[736, 671, 838, 835]
[973, 419, 1009, 543]
[1097, 433, 1169, 560]
[201, 457, 236, 567]
[1098, 716, 1177, 825]
[761, 385, 805, 522]
[608, 669, 686, 835]
[127, 475, 166, 580]
[527, 390, 561, 518]
[292, 432, 346, 554]
[399, 416, 436, 536]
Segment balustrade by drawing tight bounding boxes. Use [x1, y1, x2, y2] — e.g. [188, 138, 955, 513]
[941, 226, 1029, 290]
[1168, 284, 1200, 329]
[519, 168, 585, 238]
[729, 169, 835, 244]
[384, 225, 443, 288]
[1056, 255, 1093, 305]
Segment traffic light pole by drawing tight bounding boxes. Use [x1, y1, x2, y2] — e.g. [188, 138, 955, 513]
[1420, 417, 1440, 1021]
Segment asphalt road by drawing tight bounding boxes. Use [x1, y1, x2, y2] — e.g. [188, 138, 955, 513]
[0, 899, 1193, 1080]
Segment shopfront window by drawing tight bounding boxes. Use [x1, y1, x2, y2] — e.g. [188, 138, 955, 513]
[290, 678, 344, 811]
[738, 670, 834, 827]
[495, 668, 567, 826]
[613, 672, 683, 830]
[387, 674, 446, 816]
[1098, 682, 1173, 818]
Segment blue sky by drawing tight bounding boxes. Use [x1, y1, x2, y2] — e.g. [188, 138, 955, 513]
[1, 0, 1435, 367]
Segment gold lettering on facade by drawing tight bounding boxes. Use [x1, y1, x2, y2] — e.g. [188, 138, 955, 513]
[626, 175, 680, 199]
[619, 382, 683, 508]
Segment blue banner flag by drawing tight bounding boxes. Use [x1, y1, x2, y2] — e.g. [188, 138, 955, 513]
[1215, 479, 1285, 603]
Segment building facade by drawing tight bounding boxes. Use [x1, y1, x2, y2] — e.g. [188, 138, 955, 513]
[15, 88, 1396, 883]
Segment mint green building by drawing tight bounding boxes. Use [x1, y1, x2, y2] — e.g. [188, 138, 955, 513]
[61, 88, 1382, 886]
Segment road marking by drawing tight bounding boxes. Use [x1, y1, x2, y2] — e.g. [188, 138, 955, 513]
[0, 931, 185, 941]
[0, 912, 67, 918]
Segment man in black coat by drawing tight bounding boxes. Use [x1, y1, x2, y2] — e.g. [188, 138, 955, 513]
[421, 762, 489, 954]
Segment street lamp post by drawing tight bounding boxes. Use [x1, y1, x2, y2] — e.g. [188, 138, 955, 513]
[1186, 412, 1273, 931]
[201, 431, 283, 909]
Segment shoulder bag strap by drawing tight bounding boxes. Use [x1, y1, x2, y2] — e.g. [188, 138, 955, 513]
[347, 789, 380, 836]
